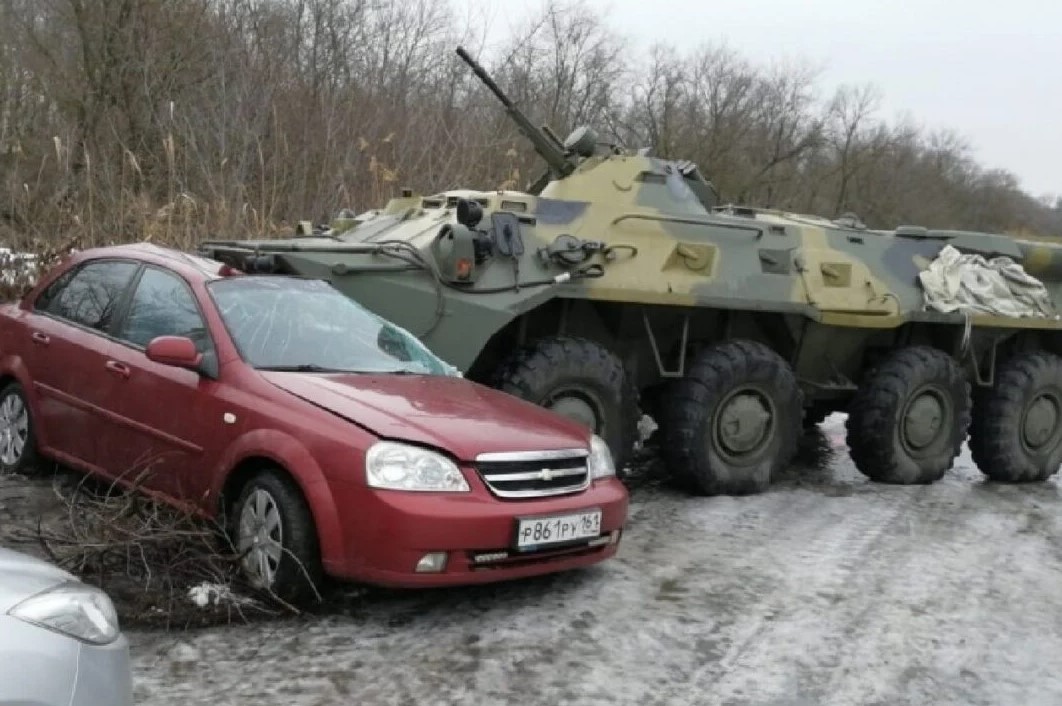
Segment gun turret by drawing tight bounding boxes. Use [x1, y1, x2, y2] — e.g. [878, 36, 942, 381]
[455, 46, 576, 180]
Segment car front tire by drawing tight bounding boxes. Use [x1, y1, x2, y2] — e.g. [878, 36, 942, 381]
[231, 468, 324, 605]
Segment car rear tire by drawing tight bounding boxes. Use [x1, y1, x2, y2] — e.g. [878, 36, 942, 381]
[846, 346, 970, 485]
[492, 335, 639, 472]
[231, 468, 324, 605]
[969, 350, 1062, 483]
[0, 382, 41, 476]
[661, 340, 803, 496]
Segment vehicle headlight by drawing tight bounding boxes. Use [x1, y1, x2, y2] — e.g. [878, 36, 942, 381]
[365, 441, 470, 492]
[9, 580, 121, 645]
[588, 434, 616, 479]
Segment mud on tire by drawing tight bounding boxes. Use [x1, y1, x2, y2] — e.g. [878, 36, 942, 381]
[661, 340, 803, 496]
[846, 346, 970, 485]
[492, 335, 639, 471]
[969, 350, 1062, 483]
[230, 468, 324, 605]
[0, 381, 42, 476]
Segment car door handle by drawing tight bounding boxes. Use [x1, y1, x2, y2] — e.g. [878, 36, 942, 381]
[104, 361, 131, 378]
[30, 331, 50, 346]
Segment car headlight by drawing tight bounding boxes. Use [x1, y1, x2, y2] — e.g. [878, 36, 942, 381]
[365, 441, 470, 492]
[588, 434, 616, 479]
[9, 580, 121, 645]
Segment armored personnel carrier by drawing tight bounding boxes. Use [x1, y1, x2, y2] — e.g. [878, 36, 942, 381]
[199, 46, 1062, 496]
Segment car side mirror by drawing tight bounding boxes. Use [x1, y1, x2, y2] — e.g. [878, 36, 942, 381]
[145, 335, 203, 370]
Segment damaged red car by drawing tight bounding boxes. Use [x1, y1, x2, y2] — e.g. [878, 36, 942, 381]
[0, 244, 627, 602]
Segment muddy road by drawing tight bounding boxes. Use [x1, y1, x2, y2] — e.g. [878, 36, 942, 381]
[6, 415, 1062, 705]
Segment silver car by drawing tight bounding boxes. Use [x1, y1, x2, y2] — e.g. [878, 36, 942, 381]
[0, 547, 133, 705]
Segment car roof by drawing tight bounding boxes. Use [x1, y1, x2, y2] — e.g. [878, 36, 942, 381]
[71, 242, 231, 283]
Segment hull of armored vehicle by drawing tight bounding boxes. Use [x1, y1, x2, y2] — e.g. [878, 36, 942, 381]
[199, 45, 1062, 497]
[199, 176, 1062, 484]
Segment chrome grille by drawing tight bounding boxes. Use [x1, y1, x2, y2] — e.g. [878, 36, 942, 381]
[474, 448, 590, 499]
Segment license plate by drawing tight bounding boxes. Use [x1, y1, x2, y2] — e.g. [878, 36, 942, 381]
[515, 509, 602, 549]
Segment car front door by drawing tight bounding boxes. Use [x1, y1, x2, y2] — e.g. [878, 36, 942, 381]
[100, 265, 227, 504]
[22, 259, 141, 472]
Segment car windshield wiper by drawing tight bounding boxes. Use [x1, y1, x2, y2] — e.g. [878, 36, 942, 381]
[255, 364, 354, 373]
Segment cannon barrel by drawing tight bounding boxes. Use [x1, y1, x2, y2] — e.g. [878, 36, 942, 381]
[455, 46, 574, 177]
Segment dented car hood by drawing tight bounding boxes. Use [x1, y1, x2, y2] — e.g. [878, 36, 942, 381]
[259, 371, 591, 461]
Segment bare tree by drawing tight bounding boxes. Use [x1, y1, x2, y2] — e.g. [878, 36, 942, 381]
[0, 0, 1057, 256]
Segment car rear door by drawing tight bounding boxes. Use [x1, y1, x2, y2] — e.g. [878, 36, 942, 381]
[21, 259, 141, 471]
[100, 265, 228, 504]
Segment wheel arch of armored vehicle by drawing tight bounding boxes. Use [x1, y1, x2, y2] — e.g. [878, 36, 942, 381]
[198, 45, 1062, 496]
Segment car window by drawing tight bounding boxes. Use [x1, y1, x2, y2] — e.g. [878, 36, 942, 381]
[36, 260, 139, 332]
[117, 267, 212, 352]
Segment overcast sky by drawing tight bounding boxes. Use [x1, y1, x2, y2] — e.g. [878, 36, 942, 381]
[453, 0, 1061, 200]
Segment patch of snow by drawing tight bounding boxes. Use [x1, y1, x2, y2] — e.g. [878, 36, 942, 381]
[186, 581, 236, 607]
[167, 642, 201, 664]
[636, 414, 657, 443]
[186, 582, 255, 609]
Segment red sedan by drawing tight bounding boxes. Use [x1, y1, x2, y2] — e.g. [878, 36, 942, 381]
[0, 244, 628, 602]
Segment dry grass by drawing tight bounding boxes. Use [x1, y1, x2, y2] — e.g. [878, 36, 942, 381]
[0, 130, 413, 305]
[6, 463, 319, 630]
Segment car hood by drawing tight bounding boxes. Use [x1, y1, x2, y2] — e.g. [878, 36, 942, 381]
[0, 547, 74, 613]
[260, 372, 592, 461]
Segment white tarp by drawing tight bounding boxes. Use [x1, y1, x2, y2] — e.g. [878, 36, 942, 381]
[918, 244, 1059, 319]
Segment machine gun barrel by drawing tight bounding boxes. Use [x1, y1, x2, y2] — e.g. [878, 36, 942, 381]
[455, 46, 573, 177]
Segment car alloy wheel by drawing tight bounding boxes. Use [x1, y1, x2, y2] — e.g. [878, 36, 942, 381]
[237, 488, 285, 589]
[0, 391, 29, 467]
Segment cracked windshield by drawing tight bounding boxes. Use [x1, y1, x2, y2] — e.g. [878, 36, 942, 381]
[209, 277, 454, 376]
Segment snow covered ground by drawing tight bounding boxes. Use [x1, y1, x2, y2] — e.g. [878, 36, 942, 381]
[111, 414, 1062, 706]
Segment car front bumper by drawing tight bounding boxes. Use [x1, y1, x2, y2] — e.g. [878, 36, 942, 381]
[0, 615, 133, 706]
[326, 477, 629, 587]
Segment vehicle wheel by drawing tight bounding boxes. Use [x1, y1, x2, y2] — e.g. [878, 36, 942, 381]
[231, 468, 324, 605]
[493, 335, 639, 470]
[660, 340, 803, 496]
[969, 351, 1062, 482]
[0, 382, 41, 476]
[846, 346, 970, 485]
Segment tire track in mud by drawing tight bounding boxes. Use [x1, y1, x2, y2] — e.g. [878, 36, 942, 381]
[655, 449, 1062, 706]
[645, 483, 915, 705]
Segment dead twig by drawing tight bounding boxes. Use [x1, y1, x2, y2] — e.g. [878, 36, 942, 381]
[12, 461, 312, 630]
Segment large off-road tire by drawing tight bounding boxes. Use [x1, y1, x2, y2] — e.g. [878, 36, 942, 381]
[231, 468, 324, 605]
[493, 336, 639, 471]
[0, 382, 41, 476]
[846, 346, 970, 485]
[661, 340, 803, 496]
[969, 351, 1062, 483]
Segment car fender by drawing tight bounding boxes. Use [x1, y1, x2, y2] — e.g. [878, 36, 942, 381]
[211, 428, 346, 570]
